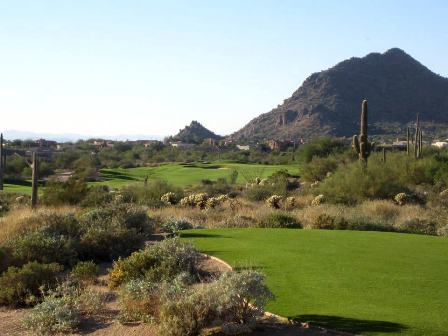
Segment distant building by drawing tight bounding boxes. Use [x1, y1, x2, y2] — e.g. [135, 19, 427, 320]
[236, 145, 250, 151]
[36, 139, 58, 149]
[432, 141, 448, 149]
[126, 140, 162, 147]
[170, 141, 191, 148]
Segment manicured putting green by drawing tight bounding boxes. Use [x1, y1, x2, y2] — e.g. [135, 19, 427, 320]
[98, 162, 299, 188]
[181, 229, 448, 336]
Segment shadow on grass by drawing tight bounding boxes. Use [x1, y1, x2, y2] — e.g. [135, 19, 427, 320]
[291, 315, 407, 334]
[100, 170, 138, 181]
[5, 178, 32, 186]
[181, 232, 229, 239]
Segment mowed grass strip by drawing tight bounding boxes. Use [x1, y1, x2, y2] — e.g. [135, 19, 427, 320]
[98, 162, 299, 188]
[181, 229, 448, 336]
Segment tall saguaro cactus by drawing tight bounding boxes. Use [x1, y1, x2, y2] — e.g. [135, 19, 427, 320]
[413, 114, 423, 159]
[0, 133, 3, 190]
[352, 100, 374, 166]
[406, 127, 410, 156]
[31, 152, 39, 208]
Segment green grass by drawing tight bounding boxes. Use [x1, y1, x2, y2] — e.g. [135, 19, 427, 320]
[97, 162, 299, 188]
[2, 161, 299, 193]
[3, 181, 32, 194]
[181, 229, 448, 336]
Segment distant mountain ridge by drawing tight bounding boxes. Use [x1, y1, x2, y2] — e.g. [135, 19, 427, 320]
[170, 121, 222, 143]
[231, 48, 448, 141]
[2, 130, 164, 142]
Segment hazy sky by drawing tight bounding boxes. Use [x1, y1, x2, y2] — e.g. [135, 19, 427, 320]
[1, 0, 447, 138]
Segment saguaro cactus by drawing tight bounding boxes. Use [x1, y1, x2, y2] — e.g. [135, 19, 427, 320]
[406, 127, 410, 156]
[413, 114, 423, 159]
[352, 100, 374, 166]
[0, 133, 3, 190]
[31, 152, 39, 208]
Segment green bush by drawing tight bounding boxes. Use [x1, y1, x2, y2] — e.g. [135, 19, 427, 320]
[70, 261, 99, 284]
[108, 238, 200, 288]
[5, 230, 78, 267]
[121, 180, 183, 208]
[0, 262, 63, 306]
[244, 185, 274, 202]
[258, 212, 301, 229]
[397, 219, 438, 235]
[317, 158, 406, 204]
[301, 156, 339, 182]
[80, 185, 113, 207]
[296, 137, 347, 163]
[78, 204, 153, 261]
[41, 178, 89, 205]
[0, 246, 13, 274]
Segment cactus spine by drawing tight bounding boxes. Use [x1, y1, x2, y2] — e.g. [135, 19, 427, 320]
[0, 133, 3, 190]
[352, 100, 374, 166]
[31, 152, 39, 208]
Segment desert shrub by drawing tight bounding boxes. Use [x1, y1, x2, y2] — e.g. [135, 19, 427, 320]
[285, 196, 296, 208]
[266, 195, 282, 209]
[396, 219, 438, 235]
[5, 229, 78, 268]
[70, 261, 99, 284]
[394, 192, 409, 205]
[0, 262, 63, 306]
[180, 193, 209, 209]
[122, 180, 183, 208]
[213, 270, 274, 323]
[301, 156, 339, 182]
[41, 178, 89, 205]
[258, 212, 301, 228]
[108, 238, 200, 288]
[296, 137, 347, 163]
[80, 185, 113, 207]
[158, 270, 273, 336]
[311, 194, 325, 206]
[310, 213, 336, 230]
[160, 218, 193, 234]
[0, 245, 13, 274]
[118, 278, 162, 323]
[158, 283, 216, 336]
[161, 192, 178, 205]
[317, 159, 406, 204]
[437, 224, 448, 237]
[78, 204, 153, 261]
[359, 200, 400, 223]
[23, 295, 80, 335]
[23, 283, 104, 335]
[244, 185, 274, 202]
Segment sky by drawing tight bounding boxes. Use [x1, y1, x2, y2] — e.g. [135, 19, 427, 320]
[0, 0, 447, 139]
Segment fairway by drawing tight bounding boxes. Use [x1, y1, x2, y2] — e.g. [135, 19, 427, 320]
[98, 162, 299, 188]
[1, 162, 299, 193]
[181, 229, 448, 336]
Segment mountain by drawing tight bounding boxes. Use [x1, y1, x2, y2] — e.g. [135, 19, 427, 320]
[231, 48, 448, 141]
[169, 121, 222, 143]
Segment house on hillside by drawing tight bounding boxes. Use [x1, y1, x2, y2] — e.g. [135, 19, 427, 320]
[236, 145, 250, 151]
[432, 141, 448, 149]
